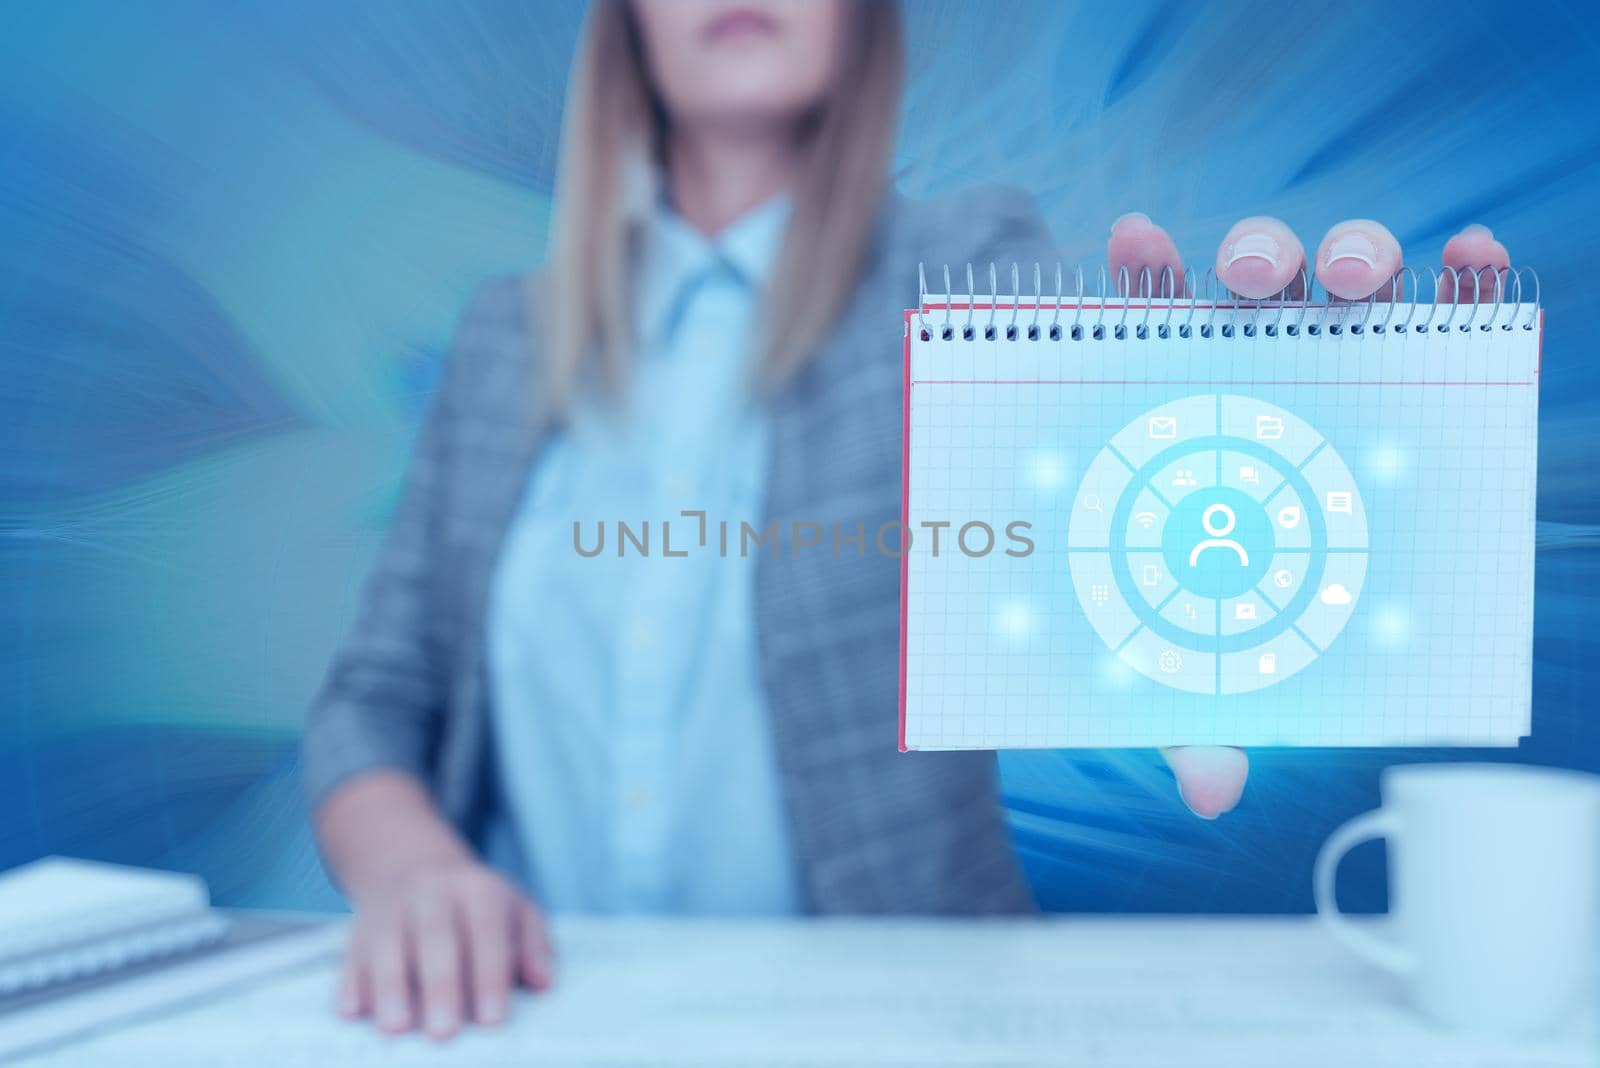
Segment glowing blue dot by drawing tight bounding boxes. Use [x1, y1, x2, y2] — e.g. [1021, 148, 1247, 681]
[1102, 654, 1138, 688]
[1363, 442, 1408, 485]
[1372, 605, 1409, 646]
[1028, 451, 1068, 491]
[997, 602, 1035, 639]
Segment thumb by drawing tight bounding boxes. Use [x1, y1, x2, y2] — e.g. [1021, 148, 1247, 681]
[1161, 746, 1249, 819]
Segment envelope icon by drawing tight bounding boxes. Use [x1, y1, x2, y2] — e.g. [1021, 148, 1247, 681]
[1148, 416, 1178, 439]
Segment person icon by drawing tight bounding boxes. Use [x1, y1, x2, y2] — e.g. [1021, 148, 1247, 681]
[1189, 503, 1249, 567]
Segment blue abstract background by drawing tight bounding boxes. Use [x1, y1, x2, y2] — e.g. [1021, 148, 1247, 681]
[3, 0, 1597, 913]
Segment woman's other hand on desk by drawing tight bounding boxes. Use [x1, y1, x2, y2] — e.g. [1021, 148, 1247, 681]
[339, 858, 552, 1040]
[318, 771, 554, 1040]
[1108, 212, 1514, 821]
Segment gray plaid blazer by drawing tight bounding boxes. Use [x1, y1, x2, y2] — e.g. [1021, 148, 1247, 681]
[302, 187, 1055, 914]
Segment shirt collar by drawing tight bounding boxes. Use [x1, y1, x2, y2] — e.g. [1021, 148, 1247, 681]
[635, 194, 792, 345]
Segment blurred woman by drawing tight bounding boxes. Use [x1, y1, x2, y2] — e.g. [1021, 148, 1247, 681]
[304, 0, 1513, 1040]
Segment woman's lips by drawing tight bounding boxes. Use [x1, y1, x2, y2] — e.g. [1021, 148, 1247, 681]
[704, 8, 780, 43]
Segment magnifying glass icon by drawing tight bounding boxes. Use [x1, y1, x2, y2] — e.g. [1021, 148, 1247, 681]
[1083, 493, 1103, 514]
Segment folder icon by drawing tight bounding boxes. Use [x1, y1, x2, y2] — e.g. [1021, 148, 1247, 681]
[1255, 415, 1285, 440]
[1148, 416, 1178, 439]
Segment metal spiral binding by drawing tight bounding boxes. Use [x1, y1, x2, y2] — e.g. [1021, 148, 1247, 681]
[915, 262, 1541, 342]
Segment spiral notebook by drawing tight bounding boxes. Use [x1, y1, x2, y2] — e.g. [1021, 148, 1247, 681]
[899, 265, 1542, 749]
[0, 857, 227, 996]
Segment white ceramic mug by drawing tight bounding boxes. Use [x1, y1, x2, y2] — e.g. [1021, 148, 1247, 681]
[1314, 762, 1600, 1035]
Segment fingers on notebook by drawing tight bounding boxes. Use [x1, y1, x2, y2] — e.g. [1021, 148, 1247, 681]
[1162, 745, 1249, 820]
[1315, 219, 1403, 301]
[1439, 224, 1512, 303]
[1108, 212, 1186, 296]
[1122, 215, 1505, 305]
[1216, 216, 1306, 300]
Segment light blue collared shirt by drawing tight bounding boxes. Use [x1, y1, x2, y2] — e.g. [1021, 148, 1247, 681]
[485, 197, 801, 914]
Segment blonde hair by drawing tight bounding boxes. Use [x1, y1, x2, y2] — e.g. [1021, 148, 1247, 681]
[538, 0, 905, 413]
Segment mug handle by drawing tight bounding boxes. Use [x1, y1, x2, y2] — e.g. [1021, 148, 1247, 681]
[1313, 809, 1415, 975]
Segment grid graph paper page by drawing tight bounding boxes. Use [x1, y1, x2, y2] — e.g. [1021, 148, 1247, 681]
[901, 301, 1541, 749]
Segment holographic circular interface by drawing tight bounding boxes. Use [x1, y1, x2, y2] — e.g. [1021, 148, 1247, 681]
[1067, 394, 1368, 694]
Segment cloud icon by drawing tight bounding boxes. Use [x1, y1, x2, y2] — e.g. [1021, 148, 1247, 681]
[1319, 583, 1353, 606]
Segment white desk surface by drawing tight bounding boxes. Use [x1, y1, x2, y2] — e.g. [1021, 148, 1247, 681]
[14, 916, 1596, 1067]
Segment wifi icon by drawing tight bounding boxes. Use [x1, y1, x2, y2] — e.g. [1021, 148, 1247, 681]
[1135, 511, 1158, 530]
